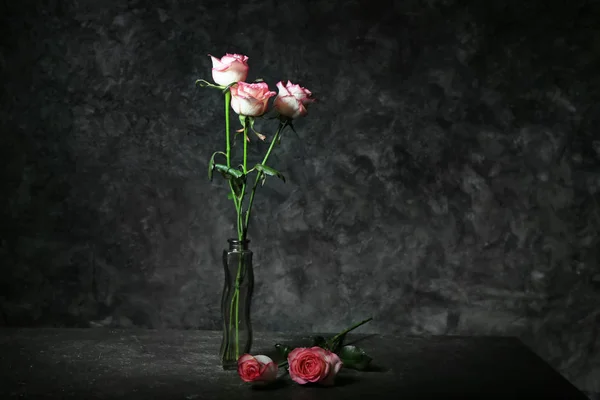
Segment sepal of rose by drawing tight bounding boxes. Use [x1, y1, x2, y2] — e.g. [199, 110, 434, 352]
[237, 115, 266, 141]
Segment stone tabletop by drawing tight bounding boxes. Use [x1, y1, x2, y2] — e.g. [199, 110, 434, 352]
[0, 328, 588, 399]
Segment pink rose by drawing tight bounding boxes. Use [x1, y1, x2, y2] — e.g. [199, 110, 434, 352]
[273, 80, 315, 119]
[287, 347, 343, 386]
[209, 53, 249, 86]
[230, 81, 276, 117]
[237, 354, 278, 384]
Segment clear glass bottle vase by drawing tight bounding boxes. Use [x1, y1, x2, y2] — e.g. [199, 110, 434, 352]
[219, 239, 254, 370]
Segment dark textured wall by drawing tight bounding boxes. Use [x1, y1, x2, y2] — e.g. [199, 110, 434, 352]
[1, 0, 599, 394]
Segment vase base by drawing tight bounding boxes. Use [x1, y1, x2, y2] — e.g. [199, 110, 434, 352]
[221, 360, 238, 370]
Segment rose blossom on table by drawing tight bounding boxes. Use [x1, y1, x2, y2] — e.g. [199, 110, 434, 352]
[273, 80, 315, 119]
[287, 346, 343, 386]
[230, 81, 276, 117]
[237, 354, 278, 384]
[209, 53, 249, 86]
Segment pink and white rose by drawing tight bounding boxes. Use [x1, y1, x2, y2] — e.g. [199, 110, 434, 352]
[237, 354, 278, 384]
[273, 80, 315, 119]
[209, 53, 249, 86]
[287, 347, 343, 386]
[230, 81, 276, 117]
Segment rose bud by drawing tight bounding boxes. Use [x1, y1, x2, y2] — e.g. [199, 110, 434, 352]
[273, 80, 315, 119]
[230, 81, 276, 117]
[209, 53, 249, 86]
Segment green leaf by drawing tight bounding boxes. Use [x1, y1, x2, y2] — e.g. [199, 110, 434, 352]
[231, 176, 245, 198]
[227, 192, 235, 200]
[208, 155, 216, 181]
[254, 164, 285, 183]
[213, 164, 245, 198]
[195, 79, 223, 90]
[275, 344, 292, 360]
[195, 79, 211, 87]
[214, 164, 244, 179]
[337, 345, 372, 371]
[208, 152, 227, 181]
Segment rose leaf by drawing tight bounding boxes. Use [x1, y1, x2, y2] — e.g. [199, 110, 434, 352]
[337, 345, 372, 371]
[275, 343, 292, 360]
[208, 152, 227, 181]
[213, 164, 245, 197]
[254, 164, 285, 183]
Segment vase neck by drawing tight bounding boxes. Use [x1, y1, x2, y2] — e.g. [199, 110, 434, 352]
[228, 239, 249, 251]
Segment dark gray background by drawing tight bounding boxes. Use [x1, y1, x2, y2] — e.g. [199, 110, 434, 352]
[1, 0, 599, 395]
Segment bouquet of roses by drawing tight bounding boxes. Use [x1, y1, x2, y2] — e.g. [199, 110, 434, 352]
[196, 54, 375, 385]
[196, 53, 315, 363]
[196, 53, 314, 244]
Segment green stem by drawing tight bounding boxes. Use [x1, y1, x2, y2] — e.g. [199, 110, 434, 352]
[226, 117, 252, 361]
[225, 289, 240, 360]
[235, 285, 240, 356]
[328, 317, 373, 346]
[231, 119, 251, 358]
[261, 121, 286, 169]
[228, 289, 236, 340]
[242, 120, 287, 238]
[238, 118, 249, 241]
[223, 90, 245, 361]
[225, 91, 231, 168]
[243, 119, 248, 174]
[224, 90, 242, 228]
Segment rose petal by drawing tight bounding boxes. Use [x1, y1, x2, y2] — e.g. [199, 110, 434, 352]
[238, 354, 256, 364]
[208, 53, 249, 86]
[320, 351, 343, 386]
[276, 81, 292, 96]
[257, 361, 278, 383]
[274, 95, 306, 119]
[288, 347, 335, 385]
[253, 355, 274, 365]
[237, 354, 278, 384]
[238, 355, 262, 382]
[274, 81, 313, 119]
[230, 82, 275, 116]
[290, 374, 309, 385]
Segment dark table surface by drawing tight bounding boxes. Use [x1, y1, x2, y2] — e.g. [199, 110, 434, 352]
[0, 328, 588, 399]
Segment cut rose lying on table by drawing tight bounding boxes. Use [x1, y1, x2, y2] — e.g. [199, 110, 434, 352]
[236, 318, 373, 387]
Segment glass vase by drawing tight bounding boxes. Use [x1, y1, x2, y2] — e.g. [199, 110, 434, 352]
[219, 238, 254, 370]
